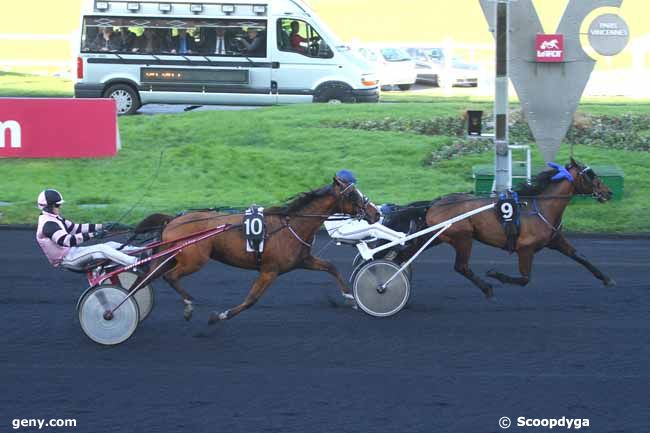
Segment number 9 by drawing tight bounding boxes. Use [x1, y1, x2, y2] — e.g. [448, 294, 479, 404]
[501, 202, 514, 219]
[501, 202, 515, 220]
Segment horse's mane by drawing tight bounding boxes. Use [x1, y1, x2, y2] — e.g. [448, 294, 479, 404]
[514, 167, 561, 196]
[266, 184, 333, 214]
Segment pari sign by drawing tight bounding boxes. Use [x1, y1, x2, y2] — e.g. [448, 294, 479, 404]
[0, 98, 119, 158]
[536, 34, 564, 62]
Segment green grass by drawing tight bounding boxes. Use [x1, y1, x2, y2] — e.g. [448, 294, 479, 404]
[0, 72, 73, 98]
[1, 74, 649, 232]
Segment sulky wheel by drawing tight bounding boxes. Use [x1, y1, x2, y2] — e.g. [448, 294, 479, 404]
[78, 285, 139, 346]
[353, 259, 411, 317]
[350, 252, 412, 284]
[117, 271, 154, 322]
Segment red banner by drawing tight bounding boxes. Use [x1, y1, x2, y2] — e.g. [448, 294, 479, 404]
[536, 34, 564, 62]
[0, 98, 119, 158]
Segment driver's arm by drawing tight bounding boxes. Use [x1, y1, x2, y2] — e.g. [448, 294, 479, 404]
[42, 221, 98, 247]
[63, 219, 102, 234]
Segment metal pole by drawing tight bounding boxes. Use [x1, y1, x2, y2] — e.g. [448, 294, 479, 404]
[494, 0, 510, 192]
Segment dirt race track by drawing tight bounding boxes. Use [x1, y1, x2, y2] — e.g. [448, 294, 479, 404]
[2, 229, 649, 433]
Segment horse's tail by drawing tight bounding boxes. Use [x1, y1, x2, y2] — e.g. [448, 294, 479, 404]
[121, 213, 175, 249]
[134, 213, 175, 235]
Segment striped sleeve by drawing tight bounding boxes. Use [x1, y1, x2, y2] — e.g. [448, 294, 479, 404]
[63, 218, 99, 234]
[43, 221, 93, 247]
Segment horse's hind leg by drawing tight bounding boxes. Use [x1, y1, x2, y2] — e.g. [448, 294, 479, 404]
[449, 236, 493, 298]
[299, 255, 353, 300]
[163, 262, 200, 321]
[547, 234, 615, 286]
[208, 270, 278, 325]
[486, 248, 534, 286]
[163, 268, 194, 320]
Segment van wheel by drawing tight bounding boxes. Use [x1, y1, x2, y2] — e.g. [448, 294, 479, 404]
[104, 84, 140, 115]
[398, 84, 413, 91]
[314, 82, 356, 104]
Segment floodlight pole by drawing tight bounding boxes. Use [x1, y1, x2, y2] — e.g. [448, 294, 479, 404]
[494, 0, 510, 192]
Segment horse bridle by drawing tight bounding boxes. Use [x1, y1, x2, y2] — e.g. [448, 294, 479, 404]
[336, 180, 371, 221]
[576, 164, 607, 201]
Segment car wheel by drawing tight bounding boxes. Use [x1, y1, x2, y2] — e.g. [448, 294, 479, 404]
[314, 82, 356, 104]
[103, 84, 140, 115]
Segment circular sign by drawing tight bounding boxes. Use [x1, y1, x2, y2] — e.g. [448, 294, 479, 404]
[588, 14, 630, 56]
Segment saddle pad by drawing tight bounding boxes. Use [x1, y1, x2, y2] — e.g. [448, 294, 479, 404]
[244, 206, 265, 253]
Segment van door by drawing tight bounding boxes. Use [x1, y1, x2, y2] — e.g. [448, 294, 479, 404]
[271, 18, 337, 103]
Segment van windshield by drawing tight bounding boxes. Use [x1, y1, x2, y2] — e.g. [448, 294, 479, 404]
[380, 48, 411, 62]
[81, 17, 268, 57]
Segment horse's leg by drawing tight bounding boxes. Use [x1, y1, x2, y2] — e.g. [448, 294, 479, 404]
[547, 234, 616, 286]
[163, 266, 194, 320]
[158, 258, 204, 320]
[486, 248, 534, 286]
[208, 270, 278, 324]
[299, 255, 353, 300]
[449, 235, 493, 298]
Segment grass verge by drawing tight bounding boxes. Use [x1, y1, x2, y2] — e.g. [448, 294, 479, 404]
[1, 75, 649, 232]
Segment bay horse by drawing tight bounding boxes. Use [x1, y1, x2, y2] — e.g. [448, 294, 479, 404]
[412, 158, 615, 298]
[140, 172, 380, 323]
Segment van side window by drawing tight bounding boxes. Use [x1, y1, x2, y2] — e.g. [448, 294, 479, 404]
[81, 18, 267, 58]
[277, 19, 333, 59]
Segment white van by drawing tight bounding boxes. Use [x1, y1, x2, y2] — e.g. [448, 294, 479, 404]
[75, 0, 379, 114]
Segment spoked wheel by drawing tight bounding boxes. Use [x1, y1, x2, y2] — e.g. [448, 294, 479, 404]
[353, 259, 411, 317]
[117, 271, 154, 322]
[78, 285, 139, 346]
[350, 252, 412, 284]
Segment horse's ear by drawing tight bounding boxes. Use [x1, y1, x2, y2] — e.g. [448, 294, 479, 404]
[569, 157, 578, 167]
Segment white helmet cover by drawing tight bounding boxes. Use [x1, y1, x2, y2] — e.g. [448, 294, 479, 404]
[37, 189, 65, 210]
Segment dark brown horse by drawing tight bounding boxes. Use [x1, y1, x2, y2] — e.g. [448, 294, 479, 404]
[410, 158, 614, 298]
[141, 174, 380, 323]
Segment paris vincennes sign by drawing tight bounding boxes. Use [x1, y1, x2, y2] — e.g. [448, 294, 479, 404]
[0, 99, 119, 158]
[536, 34, 564, 62]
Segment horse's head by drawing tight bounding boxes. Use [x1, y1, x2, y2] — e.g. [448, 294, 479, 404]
[567, 158, 612, 202]
[332, 170, 381, 223]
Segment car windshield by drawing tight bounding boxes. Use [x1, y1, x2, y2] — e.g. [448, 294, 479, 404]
[380, 48, 411, 62]
[358, 47, 379, 62]
[452, 57, 478, 69]
[425, 48, 444, 61]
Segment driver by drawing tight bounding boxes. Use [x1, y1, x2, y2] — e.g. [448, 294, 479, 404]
[35, 189, 138, 269]
[289, 21, 307, 53]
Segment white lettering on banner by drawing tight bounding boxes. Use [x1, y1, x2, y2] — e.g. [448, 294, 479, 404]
[0, 120, 22, 148]
[590, 29, 627, 36]
[537, 50, 563, 58]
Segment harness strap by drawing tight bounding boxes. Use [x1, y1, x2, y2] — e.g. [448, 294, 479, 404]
[287, 224, 313, 248]
[529, 199, 563, 235]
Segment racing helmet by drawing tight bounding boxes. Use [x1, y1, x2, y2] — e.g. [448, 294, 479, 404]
[37, 189, 65, 210]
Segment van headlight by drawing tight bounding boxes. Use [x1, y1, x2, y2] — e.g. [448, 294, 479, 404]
[361, 73, 378, 87]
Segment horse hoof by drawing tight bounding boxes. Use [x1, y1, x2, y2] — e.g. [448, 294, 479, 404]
[208, 312, 220, 326]
[486, 269, 498, 279]
[341, 292, 355, 301]
[604, 278, 617, 287]
[184, 307, 193, 321]
[483, 285, 494, 299]
[343, 297, 357, 308]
